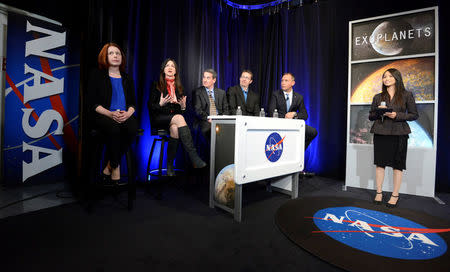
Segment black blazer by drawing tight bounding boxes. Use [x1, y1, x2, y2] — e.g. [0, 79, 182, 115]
[268, 89, 308, 120]
[87, 69, 136, 118]
[227, 85, 260, 116]
[148, 81, 184, 117]
[193, 86, 229, 121]
[369, 91, 418, 135]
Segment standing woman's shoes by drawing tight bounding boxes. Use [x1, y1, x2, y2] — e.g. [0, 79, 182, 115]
[386, 195, 399, 208]
[373, 191, 383, 205]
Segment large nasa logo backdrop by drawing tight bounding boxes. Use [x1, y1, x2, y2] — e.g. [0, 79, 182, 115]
[313, 207, 447, 260]
[3, 13, 79, 185]
[275, 197, 450, 272]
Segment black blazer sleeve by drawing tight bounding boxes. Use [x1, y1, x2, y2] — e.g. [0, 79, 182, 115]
[148, 82, 184, 116]
[149, 82, 167, 115]
[247, 91, 260, 116]
[295, 94, 308, 121]
[219, 89, 230, 115]
[268, 92, 278, 117]
[369, 94, 381, 121]
[123, 73, 137, 112]
[395, 91, 418, 122]
[87, 69, 102, 114]
[87, 69, 136, 114]
[194, 87, 208, 121]
[227, 86, 238, 115]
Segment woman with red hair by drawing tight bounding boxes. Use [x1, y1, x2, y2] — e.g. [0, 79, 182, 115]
[88, 43, 138, 183]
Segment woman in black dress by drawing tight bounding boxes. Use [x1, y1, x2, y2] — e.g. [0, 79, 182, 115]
[88, 43, 138, 183]
[369, 68, 418, 208]
[148, 59, 206, 176]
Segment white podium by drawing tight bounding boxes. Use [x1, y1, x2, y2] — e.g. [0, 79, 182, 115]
[208, 115, 305, 222]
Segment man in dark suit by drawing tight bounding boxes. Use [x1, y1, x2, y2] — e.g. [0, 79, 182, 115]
[227, 70, 260, 116]
[193, 69, 229, 139]
[268, 73, 317, 150]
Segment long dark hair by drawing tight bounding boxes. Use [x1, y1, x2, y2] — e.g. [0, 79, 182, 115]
[380, 68, 406, 106]
[157, 58, 184, 96]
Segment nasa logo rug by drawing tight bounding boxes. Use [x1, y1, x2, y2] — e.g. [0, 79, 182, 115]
[275, 197, 450, 272]
[265, 132, 285, 162]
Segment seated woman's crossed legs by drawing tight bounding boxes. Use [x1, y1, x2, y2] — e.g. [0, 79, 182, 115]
[165, 114, 205, 176]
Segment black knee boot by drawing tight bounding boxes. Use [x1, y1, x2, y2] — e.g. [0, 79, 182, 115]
[178, 126, 207, 168]
[166, 137, 178, 176]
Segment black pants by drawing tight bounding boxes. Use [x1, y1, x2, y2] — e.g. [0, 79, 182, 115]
[94, 114, 138, 168]
[198, 120, 211, 142]
[305, 124, 318, 150]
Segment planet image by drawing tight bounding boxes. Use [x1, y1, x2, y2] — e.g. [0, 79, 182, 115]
[408, 121, 433, 148]
[370, 20, 411, 56]
[351, 57, 434, 103]
[349, 104, 434, 148]
[214, 164, 235, 208]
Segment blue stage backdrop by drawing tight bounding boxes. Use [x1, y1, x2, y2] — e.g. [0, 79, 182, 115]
[125, 0, 344, 180]
[3, 13, 79, 185]
[84, 0, 448, 190]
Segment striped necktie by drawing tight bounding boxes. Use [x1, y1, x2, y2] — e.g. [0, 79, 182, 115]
[208, 91, 217, 116]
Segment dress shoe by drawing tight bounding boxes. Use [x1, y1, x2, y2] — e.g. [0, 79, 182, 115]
[386, 195, 399, 208]
[373, 191, 383, 205]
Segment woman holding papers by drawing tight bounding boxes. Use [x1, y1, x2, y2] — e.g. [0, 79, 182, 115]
[369, 68, 418, 208]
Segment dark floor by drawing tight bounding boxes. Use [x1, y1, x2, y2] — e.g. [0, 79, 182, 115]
[0, 182, 75, 219]
[0, 175, 449, 272]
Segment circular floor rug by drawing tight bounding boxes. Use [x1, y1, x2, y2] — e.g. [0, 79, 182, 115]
[275, 197, 450, 272]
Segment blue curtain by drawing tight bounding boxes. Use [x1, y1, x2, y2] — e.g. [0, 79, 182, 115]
[83, 0, 449, 191]
[126, 0, 343, 179]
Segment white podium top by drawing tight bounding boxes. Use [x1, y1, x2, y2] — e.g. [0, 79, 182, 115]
[208, 115, 237, 120]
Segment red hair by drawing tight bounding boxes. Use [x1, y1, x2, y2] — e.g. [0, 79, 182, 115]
[97, 43, 126, 71]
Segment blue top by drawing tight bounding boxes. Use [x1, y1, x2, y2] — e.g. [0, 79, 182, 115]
[109, 77, 126, 111]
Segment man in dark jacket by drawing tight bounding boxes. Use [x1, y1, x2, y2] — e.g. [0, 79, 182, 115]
[227, 70, 260, 116]
[268, 72, 317, 150]
[193, 69, 229, 140]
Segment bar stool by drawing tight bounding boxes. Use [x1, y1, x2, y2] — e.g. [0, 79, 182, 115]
[87, 128, 143, 211]
[146, 128, 171, 180]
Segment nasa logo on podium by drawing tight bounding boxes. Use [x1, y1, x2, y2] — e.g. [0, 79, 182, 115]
[265, 132, 285, 162]
[313, 207, 447, 260]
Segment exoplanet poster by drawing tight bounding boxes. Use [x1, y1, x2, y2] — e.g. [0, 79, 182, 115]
[352, 10, 435, 61]
[346, 6, 438, 197]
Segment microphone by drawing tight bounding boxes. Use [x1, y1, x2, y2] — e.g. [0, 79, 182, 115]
[380, 101, 386, 122]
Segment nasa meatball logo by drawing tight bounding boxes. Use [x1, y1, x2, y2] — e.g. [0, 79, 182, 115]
[312, 207, 448, 260]
[265, 132, 285, 162]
